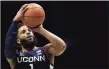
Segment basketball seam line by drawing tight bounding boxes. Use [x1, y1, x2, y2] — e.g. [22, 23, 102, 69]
[28, 7, 43, 9]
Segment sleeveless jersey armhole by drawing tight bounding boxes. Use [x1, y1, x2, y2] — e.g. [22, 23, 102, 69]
[41, 47, 49, 59]
[42, 47, 54, 68]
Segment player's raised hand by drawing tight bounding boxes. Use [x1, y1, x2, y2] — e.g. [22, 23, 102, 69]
[13, 4, 29, 21]
[29, 24, 44, 33]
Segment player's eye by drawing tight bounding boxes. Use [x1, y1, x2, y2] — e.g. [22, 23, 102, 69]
[21, 30, 26, 34]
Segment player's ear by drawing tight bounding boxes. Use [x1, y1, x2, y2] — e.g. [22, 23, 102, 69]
[17, 39, 21, 44]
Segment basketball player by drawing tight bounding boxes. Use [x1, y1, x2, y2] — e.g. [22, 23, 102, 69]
[4, 4, 66, 69]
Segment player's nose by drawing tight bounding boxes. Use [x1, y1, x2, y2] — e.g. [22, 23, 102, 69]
[26, 31, 31, 35]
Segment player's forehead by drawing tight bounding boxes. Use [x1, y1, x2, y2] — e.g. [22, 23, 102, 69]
[18, 25, 28, 32]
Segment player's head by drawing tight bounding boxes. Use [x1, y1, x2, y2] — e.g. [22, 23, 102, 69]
[17, 25, 36, 49]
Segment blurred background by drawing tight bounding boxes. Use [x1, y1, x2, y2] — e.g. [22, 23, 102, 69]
[1, 1, 108, 69]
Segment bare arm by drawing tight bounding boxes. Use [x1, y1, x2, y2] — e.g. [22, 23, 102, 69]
[33, 25, 66, 56]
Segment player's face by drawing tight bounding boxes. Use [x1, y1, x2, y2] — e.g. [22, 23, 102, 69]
[18, 25, 34, 43]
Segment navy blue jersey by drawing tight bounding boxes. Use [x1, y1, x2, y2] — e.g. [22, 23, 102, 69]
[15, 47, 50, 69]
[5, 21, 54, 69]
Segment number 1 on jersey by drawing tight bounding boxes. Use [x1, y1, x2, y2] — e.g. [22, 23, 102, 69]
[29, 64, 33, 69]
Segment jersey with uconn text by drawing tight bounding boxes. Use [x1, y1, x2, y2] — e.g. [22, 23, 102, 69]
[15, 47, 50, 69]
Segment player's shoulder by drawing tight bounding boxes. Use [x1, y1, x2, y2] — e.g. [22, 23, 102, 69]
[16, 49, 24, 55]
[33, 47, 44, 53]
[34, 46, 49, 55]
[34, 46, 43, 50]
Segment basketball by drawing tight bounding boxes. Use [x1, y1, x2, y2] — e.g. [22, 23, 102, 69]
[23, 3, 45, 27]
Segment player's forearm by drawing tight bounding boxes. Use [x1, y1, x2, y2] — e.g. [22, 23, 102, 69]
[35, 28, 66, 53]
[5, 21, 19, 37]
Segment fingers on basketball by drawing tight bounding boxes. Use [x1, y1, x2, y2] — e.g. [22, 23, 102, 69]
[21, 4, 28, 10]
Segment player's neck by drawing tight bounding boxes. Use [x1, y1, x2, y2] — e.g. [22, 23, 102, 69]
[21, 46, 37, 52]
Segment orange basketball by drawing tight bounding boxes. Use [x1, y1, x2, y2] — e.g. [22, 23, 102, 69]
[23, 3, 45, 27]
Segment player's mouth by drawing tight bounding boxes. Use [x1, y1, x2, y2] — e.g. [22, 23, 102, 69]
[27, 35, 33, 40]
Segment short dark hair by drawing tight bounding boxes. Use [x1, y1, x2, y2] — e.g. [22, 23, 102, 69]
[15, 22, 38, 50]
